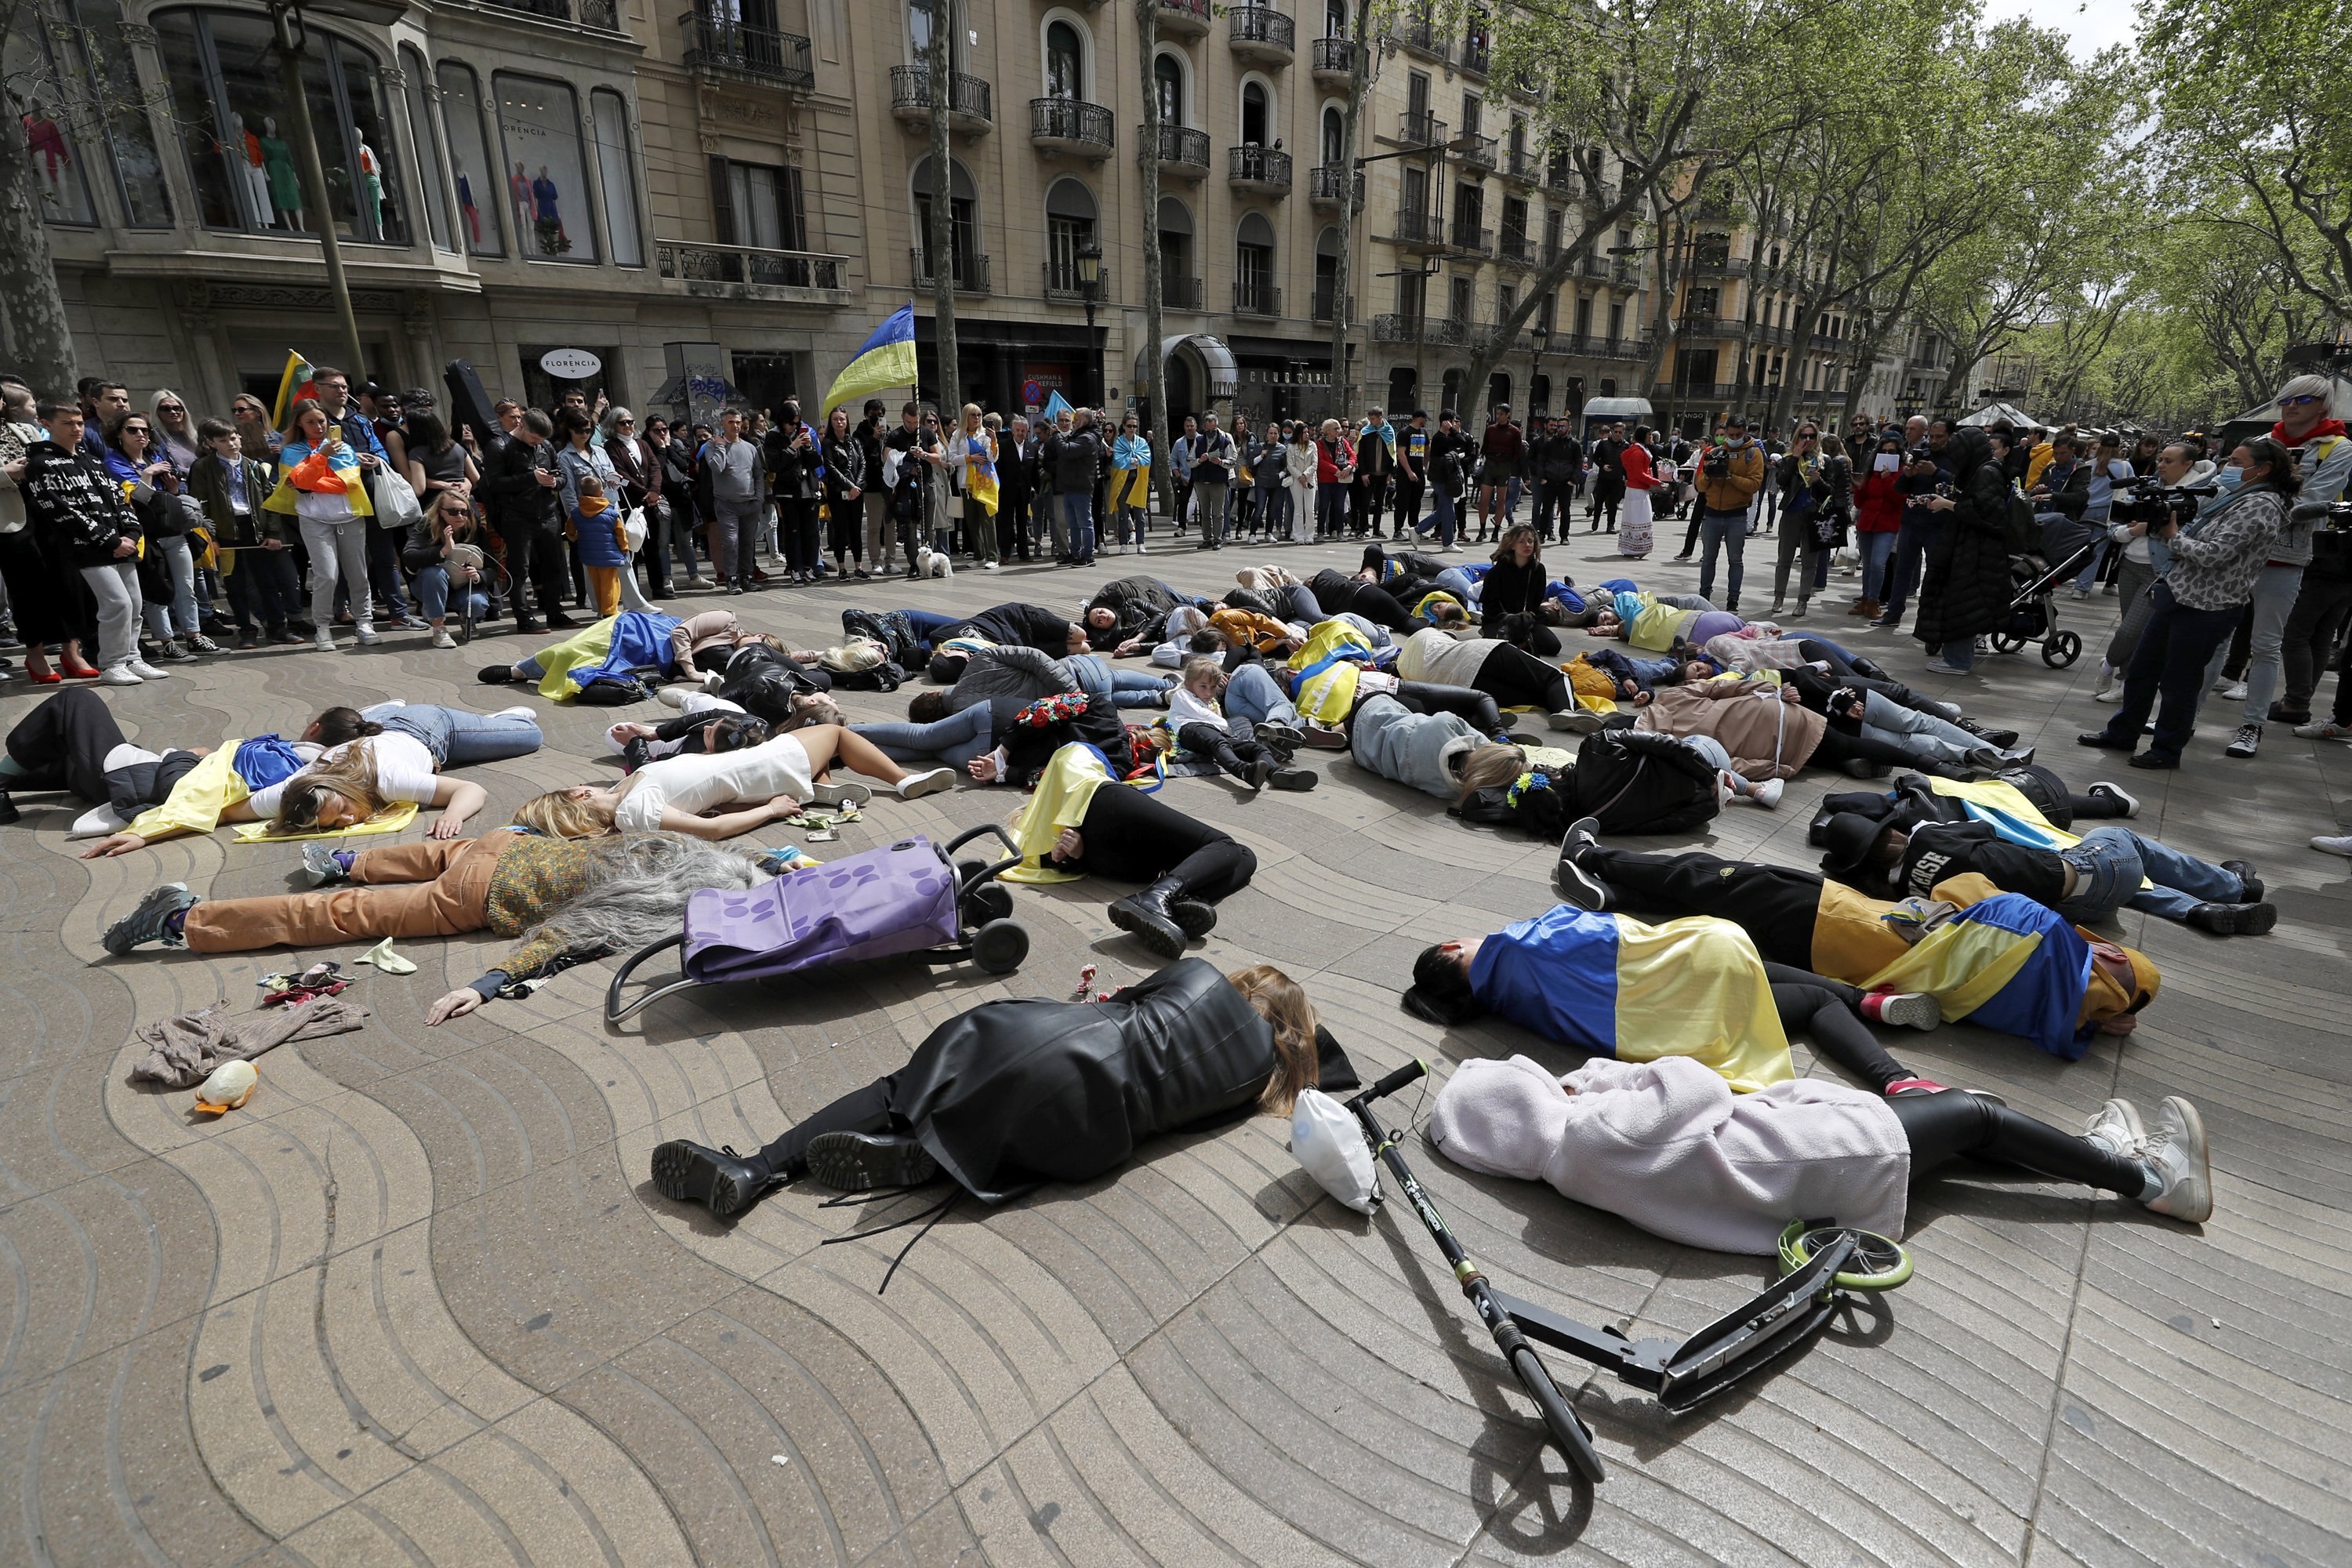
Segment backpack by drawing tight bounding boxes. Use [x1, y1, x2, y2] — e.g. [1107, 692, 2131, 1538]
[1568, 728, 1722, 835]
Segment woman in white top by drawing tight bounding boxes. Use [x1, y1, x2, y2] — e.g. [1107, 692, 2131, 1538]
[535, 724, 955, 840]
[1397, 625, 1584, 729]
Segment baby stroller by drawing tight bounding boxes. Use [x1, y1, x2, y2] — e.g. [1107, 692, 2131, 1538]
[604, 827, 1029, 1022]
[1987, 537, 2094, 667]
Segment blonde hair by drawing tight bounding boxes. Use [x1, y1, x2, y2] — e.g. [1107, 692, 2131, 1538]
[513, 789, 617, 840]
[1454, 741, 1529, 802]
[1227, 964, 1321, 1112]
[268, 744, 393, 835]
[1180, 654, 1226, 693]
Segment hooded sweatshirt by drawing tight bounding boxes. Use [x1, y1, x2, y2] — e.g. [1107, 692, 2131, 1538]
[1348, 694, 1484, 797]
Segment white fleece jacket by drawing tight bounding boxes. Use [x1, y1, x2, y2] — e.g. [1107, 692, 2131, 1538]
[1425, 1054, 1909, 1255]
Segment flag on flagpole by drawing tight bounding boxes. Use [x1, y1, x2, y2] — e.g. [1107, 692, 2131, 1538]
[1042, 389, 1073, 419]
[269, 350, 316, 431]
[822, 303, 920, 419]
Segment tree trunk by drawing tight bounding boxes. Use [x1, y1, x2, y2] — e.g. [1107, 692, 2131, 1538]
[926, 2, 959, 411]
[1136, 0, 1169, 515]
[1327, 0, 1373, 418]
[0, 112, 79, 397]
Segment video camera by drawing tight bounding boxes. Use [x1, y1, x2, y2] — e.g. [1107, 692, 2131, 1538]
[2111, 477, 2216, 531]
[1701, 445, 1732, 481]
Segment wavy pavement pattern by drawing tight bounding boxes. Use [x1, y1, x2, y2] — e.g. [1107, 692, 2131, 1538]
[2, 541, 2348, 1567]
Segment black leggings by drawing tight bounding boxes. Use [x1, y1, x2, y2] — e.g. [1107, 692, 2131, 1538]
[1472, 644, 1572, 713]
[1343, 682, 1505, 739]
[1584, 846, 1821, 969]
[1807, 726, 1930, 775]
[1762, 962, 1907, 1091]
[1348, 584, 1417, 633]
[1177, 720, 1279, 783]
[5, 686, 127, 800]
[1889, 1091, 2144, 1194]
[1074, 780, 1257, 899]
[755, 1076, 897, 1179]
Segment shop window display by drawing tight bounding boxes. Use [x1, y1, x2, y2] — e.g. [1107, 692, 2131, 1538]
[493, 73, 596, 263]
[6, 17, 98, 225]
[436, 62, 502, 256]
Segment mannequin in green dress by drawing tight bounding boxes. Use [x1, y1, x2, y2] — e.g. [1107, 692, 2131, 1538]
[261, 116, 303, 230]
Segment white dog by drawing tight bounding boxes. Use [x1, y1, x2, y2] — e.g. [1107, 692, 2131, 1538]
[914, 544, 953, 581]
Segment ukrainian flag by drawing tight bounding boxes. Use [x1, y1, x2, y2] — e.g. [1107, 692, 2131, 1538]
[1470, 906, 1795, 1092]
[822, 303, 920, 419]
[964, 430, 999, 515]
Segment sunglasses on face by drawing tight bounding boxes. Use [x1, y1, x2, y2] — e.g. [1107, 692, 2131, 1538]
[2279, 394, 2322, 408]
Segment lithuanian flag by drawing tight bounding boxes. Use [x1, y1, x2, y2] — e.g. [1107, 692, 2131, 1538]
[268, 350, 316, 431]
[821, 304, 918, 419]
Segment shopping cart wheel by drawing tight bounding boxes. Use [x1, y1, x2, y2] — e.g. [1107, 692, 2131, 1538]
[971, 918, 1029, 975]
[2044, 630, 2082, 668]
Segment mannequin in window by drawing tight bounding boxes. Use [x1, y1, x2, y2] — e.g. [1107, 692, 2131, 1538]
[356, 140, 385, 234]
[21, 95, 70, 206]
[510, 159, 532, 248]
[229, 111, 269, 226]
[531, 163, 569, 255]
[457, 170, 479, 246]
[261, 115, 303, 230]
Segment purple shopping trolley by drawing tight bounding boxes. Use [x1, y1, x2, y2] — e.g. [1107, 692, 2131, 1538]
[604, 826, 1029, 1022]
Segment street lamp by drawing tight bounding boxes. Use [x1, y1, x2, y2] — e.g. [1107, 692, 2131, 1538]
[1076, 236, 1103, 408]
[1530, 321, 1551, 417]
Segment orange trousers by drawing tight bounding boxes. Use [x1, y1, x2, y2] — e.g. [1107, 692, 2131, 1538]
[584, 566, 622, 617]
[183, 832, 517, 953]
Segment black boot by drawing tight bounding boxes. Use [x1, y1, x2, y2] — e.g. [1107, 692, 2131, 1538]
[650, 1139, 771, 1219]
[2220, 860, 2263, 903]
[0, 791, 16, 826]
[1168, 896, 1218, 938]
[804, 1130, 940, 1192]
[1109, 877, 1192, 958]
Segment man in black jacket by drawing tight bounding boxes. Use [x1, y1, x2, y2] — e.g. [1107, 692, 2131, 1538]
[1049, 411, 1103, 566]
[21, 399, 154, 681]
[477, 408, 575, 633]
[1424, 411, 1476, 550]
[1531, 416, 1584, 541]
[852, 399, 893, 573]
[1000, 414, 1036, 562]
[765, 398, 822, 583]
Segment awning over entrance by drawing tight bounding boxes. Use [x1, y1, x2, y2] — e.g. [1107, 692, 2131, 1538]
[1135, 333, 1240, 400]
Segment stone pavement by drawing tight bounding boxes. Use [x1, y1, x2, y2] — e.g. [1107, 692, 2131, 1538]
[2, 528, 2347, 1568]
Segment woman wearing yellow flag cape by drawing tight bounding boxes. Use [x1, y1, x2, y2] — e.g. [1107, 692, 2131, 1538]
[958, 404, 998, 568]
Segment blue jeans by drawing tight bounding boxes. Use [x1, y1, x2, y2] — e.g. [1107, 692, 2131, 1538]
[2055, 825, 2248, 923]
[1061, 491, 1095, 559]
[363, 702, 543, 766]
[414, 564, 489, 624]
[1857, 530, 1896, 604]
[1070, 652, 1174, 708]
[1429, 488, 1458, 547]
[1259, 486, 1291, 538]
[1857, 690, 1978, 764]
[2098, 582, 2243, 761]
[1878, 517, 1934, 616]
[1929, 637, 1976, 672]
[1316, 485, 1348, 536]
[900, 608, 964, 650]
[141, 532, 200, 640]
[1221, 662, 1302, 727]
[1697, 510, 1749, 607]
[853, 703, 995, 767]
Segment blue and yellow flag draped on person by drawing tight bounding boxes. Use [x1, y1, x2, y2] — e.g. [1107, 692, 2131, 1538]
[822, 304, 920, 419]
[964, 430, 999, 515]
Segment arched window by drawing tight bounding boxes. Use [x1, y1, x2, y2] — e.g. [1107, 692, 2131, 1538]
[1313, 225, 1341, 320]
[1045, 176, 1097, 293]
[398, 44, 452, 250]
[1324, 0, 1346, 38]
[1321, 105, 1345, 166]
[590, 89, 644, 268]
[909, 0, 964, 70]
[1236, 210, 1276, 312]
[1240, 79, 1270, 146]
[1153, 53, 1185, 127]
[912, 153, 979, 288]
[1044, 19, 1083, 98]
[494, 73, 593, 261]
[1158, 193, 1195, 305]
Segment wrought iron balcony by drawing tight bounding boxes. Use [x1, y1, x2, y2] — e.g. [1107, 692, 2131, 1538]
[1397, 16, 1449, 60]
[679, 10, 813, 88]
[1151, 124, 1211, 176]
[489, 0, 619, 27]
[1310, 37, 1357, 84]
[910, 246, 991, 294]
[1501, 146, 1538, 183]
[1311, 281, 1346, 322]
[1162, 274, 1204, 310]
[1043, 259, 1109, 302]
[656, 240, 844, 292]
[890, 67, 993, 133]
[1390, 209, 1445, 249]
[1449, 220, 1492, 256]
[1232, 279, 1282, 318]
[1455, 132, 1497, 171]
[1229, 5, 1294, 62]
[1497, 226, 1533, 266]
[1030, 97, 1113, 158]
[1460, 35, 1490, 75]
[1229, 144, 1292, 195]
[1399, 110, 1446, 148]
[1307, 162, 1365, 208]
[1158, 0, 1212, 38]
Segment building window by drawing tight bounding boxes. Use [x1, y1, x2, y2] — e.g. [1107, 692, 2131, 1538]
[908, 0, 964, 70]
[400, 45, 452, 251]
[1607, 300, 1624, 339]
[436, 64, 502, 256]
[1448, 274, 1472, 324]
[1573, 295, 1592, 336]
[1689, 286, 1719, 317]
[5, 18, 98, 224]
[73, 0, 171, 227]
[1236, 211, 1276, 312]
[1044, 19, 1083, 98]
[1321, 105, 1344, 165]
[1314, 226, 1341, 319]
[493, 72, 596, 262]
[1044, 177, 1097, 292]
[715, 157, 807, 249]
[1240, 79, 1270, 145]
[590, 89, 644, 267]
[1497, 282, 1515, 320]
[1396, 264, 1424, 320]
[1153, 52, 1185, 125]
[1156, 193, 1194, 299]
[911, 154, 977, 285]
[154, 8, 415, 242]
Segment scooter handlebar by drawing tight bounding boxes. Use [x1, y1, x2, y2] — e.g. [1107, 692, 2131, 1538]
[1351, 1058, 1428, 1110]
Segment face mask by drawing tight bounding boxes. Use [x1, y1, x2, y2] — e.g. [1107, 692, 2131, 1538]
[1873, 452, 1901, 473]
[2218, 466, 2244, 489]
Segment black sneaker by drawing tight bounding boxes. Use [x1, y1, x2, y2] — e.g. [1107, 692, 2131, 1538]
[103, 883, 201, 955]
[804, 1131, 941, 1192]
[2127, 751, 2179, 771]
[2077, 731, 2135, 751]
[649, 1139, 770, 1218]
[2219, 860, 2264, 904]
[2223, 723, 2261, 759]
[1266, 766, 1318, 791]
[2085, 781, 2139, 818]
[1554, 817, 1610, 910]
[2183, 901, 2277, 936]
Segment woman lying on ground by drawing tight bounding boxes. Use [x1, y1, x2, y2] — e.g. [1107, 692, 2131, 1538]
[1346, 693, 1555, 802]
[1, 686, 263, 834]
[1552, 823, 2158, 1059]
[1002, 741, 1262, 958]
[100, 810, 809, 1022]
[1632, 668, 1984, 782]
[1396, 625, 1586, 732]
[1585, 588, 1742, 651]
[77, 699, 544, 855]
[651, 958, 1359, 1216]
[535, 724, 956, 841]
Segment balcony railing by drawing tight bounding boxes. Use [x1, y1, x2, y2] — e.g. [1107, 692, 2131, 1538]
[1157, 0, 1212, 37]
[1151, 124, 1210, 172]
[1502, 146, 1537, 182]
[1229, 5, 1294, 59]
[1611, 259, 1635, 285]
[1475, 321, 1530, 354]
[1311, 281, 1345, 322]
[1456, 132, 1497, 171]
[1029, 97, 1113, 155]
[1399, 110, 1446, 147]
[910, 247, 991, 294]
[1497, 226, 1533, 265]
[1162, 274, 1204, 310]
[1688, 254, 1747, 280]
[1461, 36, 1490, 75]
[657, 241, 844, 292]
[1397, 16, 1449, 60]
[1543, 161, 1572, 195]
[1307, 162, 1365, 207]
[890, 67, 993, 129]
[490, 0, 619, 26]
[1310, 37, 1357, 81]
[1390, 209, 1444, 247]
[1372, 313, 1468, 346]
[1232, 280, 1282, 317]
[679, 11, 813, 87]
[1449, 220, 1493, 256]
[1043, 260, 1109, 302]
[1229, 144, 1292, 192]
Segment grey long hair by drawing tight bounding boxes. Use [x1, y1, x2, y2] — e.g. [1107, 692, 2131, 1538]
[517, 832, 766, 961]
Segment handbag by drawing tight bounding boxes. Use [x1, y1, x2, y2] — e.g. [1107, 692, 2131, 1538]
[617, 505, 648, 552]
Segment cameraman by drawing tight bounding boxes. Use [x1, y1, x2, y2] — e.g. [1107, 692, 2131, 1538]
[2093, 441, 2212, 701]
[1692, 415, 1765, 612]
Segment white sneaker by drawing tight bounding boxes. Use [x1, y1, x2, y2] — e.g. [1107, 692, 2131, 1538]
[1136, 539, 1149, 554]
[99, 663, 143, 685]
[354, 625, 382, 645]
[2214, 678, 2247, 702]
[891, 766, 955, 800]
[2293, 719, 2352, 741]
[1744, 777, 1783, 809]
[2092, 660, 2118, 701]
[125, 659, 171, 679]
[2083, 1098, 2146, 1158]
[431, 629, 456, 648]
[2140, 1096, 2212, 1224]
[983, 561, 998, 572]
[2311, 833, 2352, 858]
[312, 630, 337, 652]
